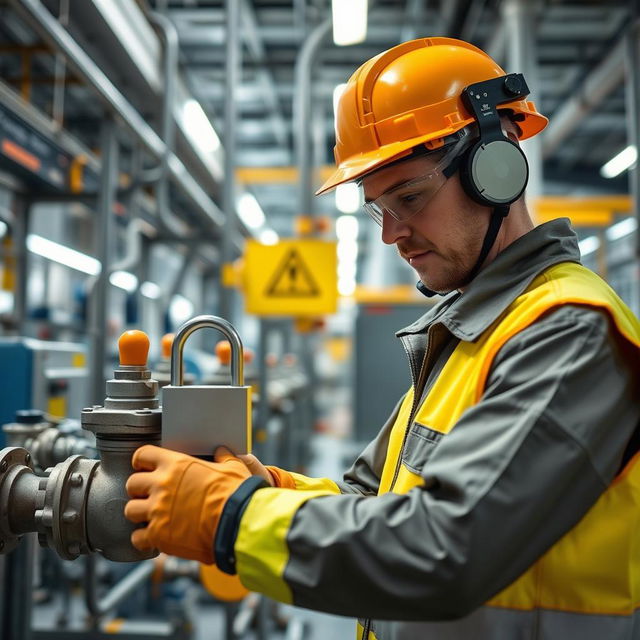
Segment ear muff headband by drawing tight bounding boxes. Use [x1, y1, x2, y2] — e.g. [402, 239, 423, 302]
[459, 74, 530, 207]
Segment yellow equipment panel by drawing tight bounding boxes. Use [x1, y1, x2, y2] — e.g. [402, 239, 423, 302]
[244, 239, 337, 316]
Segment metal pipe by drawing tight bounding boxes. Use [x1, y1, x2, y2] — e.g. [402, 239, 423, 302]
[11, 0, 224, 231]
[625, 21, 640, 267]
[219, 0, 241, 322]
[85, 557, 155, 618]
[294, 17, 332, 220]
[170, 315, 244, 387]
[503, 0, 543, 203]
[147, 11, 185, 239]
[542, 37, 625, 159]
[89, 119, 118, 406]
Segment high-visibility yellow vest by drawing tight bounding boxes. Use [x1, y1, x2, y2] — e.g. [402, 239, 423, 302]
[379, 262, 640, 617]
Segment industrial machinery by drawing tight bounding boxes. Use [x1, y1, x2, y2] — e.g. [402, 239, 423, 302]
[0, 329, 161, 561]
[0, 316, 254, 639]
[0, 338, 89, 443]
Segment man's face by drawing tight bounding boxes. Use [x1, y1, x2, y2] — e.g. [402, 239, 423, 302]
[361, 155, 490, 294]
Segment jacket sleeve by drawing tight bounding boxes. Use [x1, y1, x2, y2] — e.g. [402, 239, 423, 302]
[233, 305, 640, 621]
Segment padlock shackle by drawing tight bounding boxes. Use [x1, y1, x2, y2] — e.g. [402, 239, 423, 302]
[170, 316, 244, 386]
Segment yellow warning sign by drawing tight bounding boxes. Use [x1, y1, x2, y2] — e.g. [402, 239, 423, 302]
[244, 239, 337, 316]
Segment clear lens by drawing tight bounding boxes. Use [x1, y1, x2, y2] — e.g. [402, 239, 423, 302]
[360, 129, 473, 227]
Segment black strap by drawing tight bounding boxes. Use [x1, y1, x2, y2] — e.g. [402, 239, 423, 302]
[215, 475, 269, 574]
[416, 205, 509, 298]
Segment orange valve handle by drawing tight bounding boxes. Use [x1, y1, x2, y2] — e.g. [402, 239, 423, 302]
[161, 333, 175, 359]
[215, 340, 232, 365]
[119, 330, 150, 366]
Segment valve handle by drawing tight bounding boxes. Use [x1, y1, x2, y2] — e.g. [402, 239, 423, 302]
[119, 330, 150, 367]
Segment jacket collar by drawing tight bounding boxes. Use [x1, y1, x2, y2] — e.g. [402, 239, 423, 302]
[396, 218, 582, 342]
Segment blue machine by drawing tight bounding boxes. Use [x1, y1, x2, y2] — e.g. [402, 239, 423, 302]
[0, 338, 88, 445]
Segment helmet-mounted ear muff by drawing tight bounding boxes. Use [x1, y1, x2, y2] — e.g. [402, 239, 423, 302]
[417, 73, 531, 299]
[457, 73, 530, 207]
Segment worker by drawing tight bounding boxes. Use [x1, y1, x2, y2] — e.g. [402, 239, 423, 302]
[124, 38, 640, 639]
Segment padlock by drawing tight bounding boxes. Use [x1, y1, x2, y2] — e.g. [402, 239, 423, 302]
[162, 316, 252, 456]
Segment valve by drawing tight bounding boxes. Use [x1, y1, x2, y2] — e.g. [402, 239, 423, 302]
[0, 330, 162, 562]
[162, 316, 252, 456]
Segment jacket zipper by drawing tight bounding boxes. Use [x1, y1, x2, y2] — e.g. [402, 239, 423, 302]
[361, 330, 432, 640]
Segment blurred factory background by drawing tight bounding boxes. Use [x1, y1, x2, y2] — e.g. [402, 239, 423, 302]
[0, 0, 637, 638]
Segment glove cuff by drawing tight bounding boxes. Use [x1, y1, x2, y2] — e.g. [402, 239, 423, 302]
[265, 465, 297, 489]
[215, 475, 269, 575]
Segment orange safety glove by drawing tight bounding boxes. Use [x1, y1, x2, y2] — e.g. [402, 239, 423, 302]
[236, 453, 297, 490]
[124, 445, 251, 564]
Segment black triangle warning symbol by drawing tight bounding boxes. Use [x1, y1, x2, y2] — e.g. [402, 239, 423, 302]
[265, 248, 320, 297]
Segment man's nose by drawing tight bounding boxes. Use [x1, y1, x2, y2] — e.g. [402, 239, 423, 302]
[381, 211, 411, 245]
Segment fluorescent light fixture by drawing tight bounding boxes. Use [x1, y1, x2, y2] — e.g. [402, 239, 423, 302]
[259, 228, 279, 245]
[578, 235, 600, 257]
[0, 221, 7, 239]
[338, 261, 357, 279]
[336, 214, 359, 240]
[606, 217, 637, 242]
[337, 239, 359, 262]
[141, 281, 162, 299]
[109, 270, 138, 293]
[182, 99, 221, 154]
[237, 193, 265, 229]
[0, 290, 12, 314]
[333, 83, 347, 118]
[169, 294, 194, 326]
[26, 234, 101, 275]
[600, 145, 637, 179]
[335, 184, 361, 214]
[338, 277, 356, 296]
[332, 0, 368, 46]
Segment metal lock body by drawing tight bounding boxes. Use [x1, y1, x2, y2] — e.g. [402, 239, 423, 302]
[162, 316, 252, 456]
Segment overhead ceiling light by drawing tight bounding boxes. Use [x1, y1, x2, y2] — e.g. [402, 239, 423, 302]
[141, 281, 162, 299]
[237, 193, 266, 229]
[606, 217, 637, 242]
[182, 99, 221, 154]
[332, 0, 368, 46]
[336, 214, 359, 240]
[26, 234, 101, 275]
[109, 270, 138, 293]
[578, 235, 600, 257]
[169, 294, 194, 326]
[600, 145, 637, 179]
[259, 228, 279, 245]
[335, 184, 361, 214]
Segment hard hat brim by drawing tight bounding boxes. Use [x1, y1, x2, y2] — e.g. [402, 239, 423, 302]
[316, 106, 548, 196]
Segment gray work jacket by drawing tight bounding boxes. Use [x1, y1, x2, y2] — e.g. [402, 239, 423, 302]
[282, 219, 640, 639]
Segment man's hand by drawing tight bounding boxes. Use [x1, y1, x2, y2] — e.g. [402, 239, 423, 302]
[124, 445, 251, 564]
[234, 453, 296, 490]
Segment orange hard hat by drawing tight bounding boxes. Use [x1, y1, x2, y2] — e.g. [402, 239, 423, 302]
[316, 37, 548, 195]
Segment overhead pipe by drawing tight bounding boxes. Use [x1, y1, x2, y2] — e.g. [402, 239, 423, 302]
[541, 37, 625, 159]
[11, 0, 224, 231]
[219, 0, 241, 321]
[625, 20, 640, 264]
[294, 17, 332, 219]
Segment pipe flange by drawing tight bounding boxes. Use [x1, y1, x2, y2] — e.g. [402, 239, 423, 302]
[35, 455, 99, 560]
[30, 428, 62, 471]
[0, 447, 33, 554]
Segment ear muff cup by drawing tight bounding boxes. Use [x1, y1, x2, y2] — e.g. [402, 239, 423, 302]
[459, 139, 529, 207]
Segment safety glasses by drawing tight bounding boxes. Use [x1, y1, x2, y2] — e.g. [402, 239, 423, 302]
[361, 132, 472, 227]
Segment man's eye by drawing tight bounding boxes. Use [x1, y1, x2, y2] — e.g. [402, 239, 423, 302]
[399, 192, 421, 205]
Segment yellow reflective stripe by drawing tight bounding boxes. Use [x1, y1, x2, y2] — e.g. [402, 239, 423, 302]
[288, 472, 341, 493]
[355, 622, 378, 639]
[378, 389, 414, 495]
[235, 487, 336, 603]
